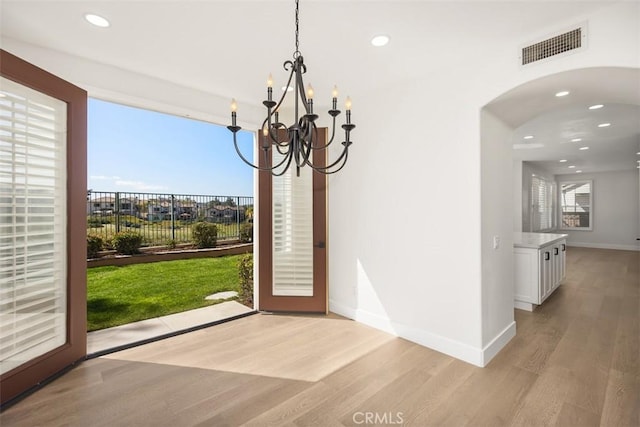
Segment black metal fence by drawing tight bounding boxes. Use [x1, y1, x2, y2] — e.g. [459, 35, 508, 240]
[87, 191, 253, 247]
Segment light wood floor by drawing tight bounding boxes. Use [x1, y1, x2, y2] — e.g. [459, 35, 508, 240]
[1, 247, 638, 426]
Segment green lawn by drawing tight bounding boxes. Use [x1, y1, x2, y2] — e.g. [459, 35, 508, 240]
[87, 256, 242, 331]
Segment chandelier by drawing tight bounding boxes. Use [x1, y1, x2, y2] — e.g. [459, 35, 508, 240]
[227, 0, 355, 176]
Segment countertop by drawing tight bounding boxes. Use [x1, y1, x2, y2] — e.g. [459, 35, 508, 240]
[514, 232, 568, 249]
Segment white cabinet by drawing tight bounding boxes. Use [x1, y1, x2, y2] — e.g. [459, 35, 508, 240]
[514, 233, 567, 311]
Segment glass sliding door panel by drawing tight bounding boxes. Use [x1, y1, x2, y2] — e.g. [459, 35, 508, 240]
[0, 77, 67, 375]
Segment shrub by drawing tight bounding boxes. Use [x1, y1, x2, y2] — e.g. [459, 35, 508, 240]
[239, 222, 253, 243]
[192, 222, 217, 248]
[238, 253, 253, 307]
[87, 217, 103, 228]
[87, 235, 104, 259]
[111, 231, 143, 255]
[166, 239, 177, 249]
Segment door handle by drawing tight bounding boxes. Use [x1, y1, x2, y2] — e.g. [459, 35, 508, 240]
[545, 251, 550, 261]
[554, 247, 559, 255]
[562, 244, 566, 251]
[314, 241, 325, 249]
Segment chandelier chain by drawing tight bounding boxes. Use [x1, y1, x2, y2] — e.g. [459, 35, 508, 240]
[294, 0, 300, 58]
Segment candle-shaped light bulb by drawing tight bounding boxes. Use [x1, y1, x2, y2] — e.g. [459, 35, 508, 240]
[307, 84, 314, 100]
[266, 74, 274, 101]
[332, 85, 339, 99]
[230, 98, 238, 113]
[345, 96, 352, 111]
[263, 127, 269, 137]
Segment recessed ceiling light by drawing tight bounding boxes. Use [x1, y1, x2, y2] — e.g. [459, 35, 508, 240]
[371, 35, 390, 47]
[637, 152, 640, 155]
[512, 143, 544, 150]
[555, 90, 570, 97]
[281, 86, 293, 92]
[588, 104, 604, 110]
[598, 123, 611, 128]
[571, 138, 582, 142]
[559, 159, 568, 163]
[579, 146, 589, 150]
[85, 13, 110, 28]
[568, 165, 576, 169]
[576, 170, 582, 173]
[523, 135, 534, 140]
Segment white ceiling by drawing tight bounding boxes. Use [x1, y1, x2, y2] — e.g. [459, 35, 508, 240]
[1, 1, 638, 175]
[486, 67, 640, 175]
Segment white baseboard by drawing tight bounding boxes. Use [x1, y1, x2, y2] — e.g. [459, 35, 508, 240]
[567, 242, 640, 251]
[514, 300, 535, 311]
[482, 321, 516, 365]
[392, 321, 485, 367]
[328, 302, 515, 368]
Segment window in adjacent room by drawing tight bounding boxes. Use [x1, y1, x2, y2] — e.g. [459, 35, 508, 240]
[531, 175, 555, 232]
[559, 180, 592, 230]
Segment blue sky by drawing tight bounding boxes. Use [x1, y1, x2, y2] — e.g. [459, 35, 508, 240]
[88, 98, 254, 196]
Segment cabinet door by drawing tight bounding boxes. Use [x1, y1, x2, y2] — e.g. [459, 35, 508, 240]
[539, 249, 552, 302]
[552, 244, 561, 289]
[559, 242, 566, 282]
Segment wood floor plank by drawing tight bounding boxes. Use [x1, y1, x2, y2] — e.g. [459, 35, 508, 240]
[465, 366, 539, 427]
[1, 247, 638, 427]
[556, 402, 600, 427]
[600, 368, 640, 427]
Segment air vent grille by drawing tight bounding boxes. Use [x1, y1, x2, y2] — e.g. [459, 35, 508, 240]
[522, 28, 582, 65]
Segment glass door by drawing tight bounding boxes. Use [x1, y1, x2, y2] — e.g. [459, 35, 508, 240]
[0, 50, 87, 406]
[258, 128, 327, 313]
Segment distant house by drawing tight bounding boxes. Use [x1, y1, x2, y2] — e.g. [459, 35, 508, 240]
[87, 195, 137, 216]
[147, 199, 172, 221]
[176, 199, 197, 220]
[88, 196, 114, 215]
[206, 205, 246, 223]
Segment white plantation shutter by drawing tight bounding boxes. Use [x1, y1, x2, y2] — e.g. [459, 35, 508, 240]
[272, 158, 313, 297]
[531, 175, 554, 232]
[0, 77, 67, 375]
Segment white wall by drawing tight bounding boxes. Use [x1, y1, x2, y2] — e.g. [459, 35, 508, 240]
[557, 170, 640, 251]
[480, 110, 516, 362]
[330, 1, 640, 366]
[4, 2, 638, 367]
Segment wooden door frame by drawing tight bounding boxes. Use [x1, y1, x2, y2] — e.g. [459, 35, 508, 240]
[257, 129, 328, 313]
[0, 50, 87, 406]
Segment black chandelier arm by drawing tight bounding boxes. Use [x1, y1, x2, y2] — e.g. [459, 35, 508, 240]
[265, 67, 296, 144]
[231, 132, 291, 172]
[262, 117, 290, 148]
[305, 147, 350, 175]
[326, 115, 338, 146]
[295, 63, 310, 115]
[271, 151, 296, 177]
[296, 124, 315, 168]
[305, 116, 338, 151]
[265, 148, 295, 176]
